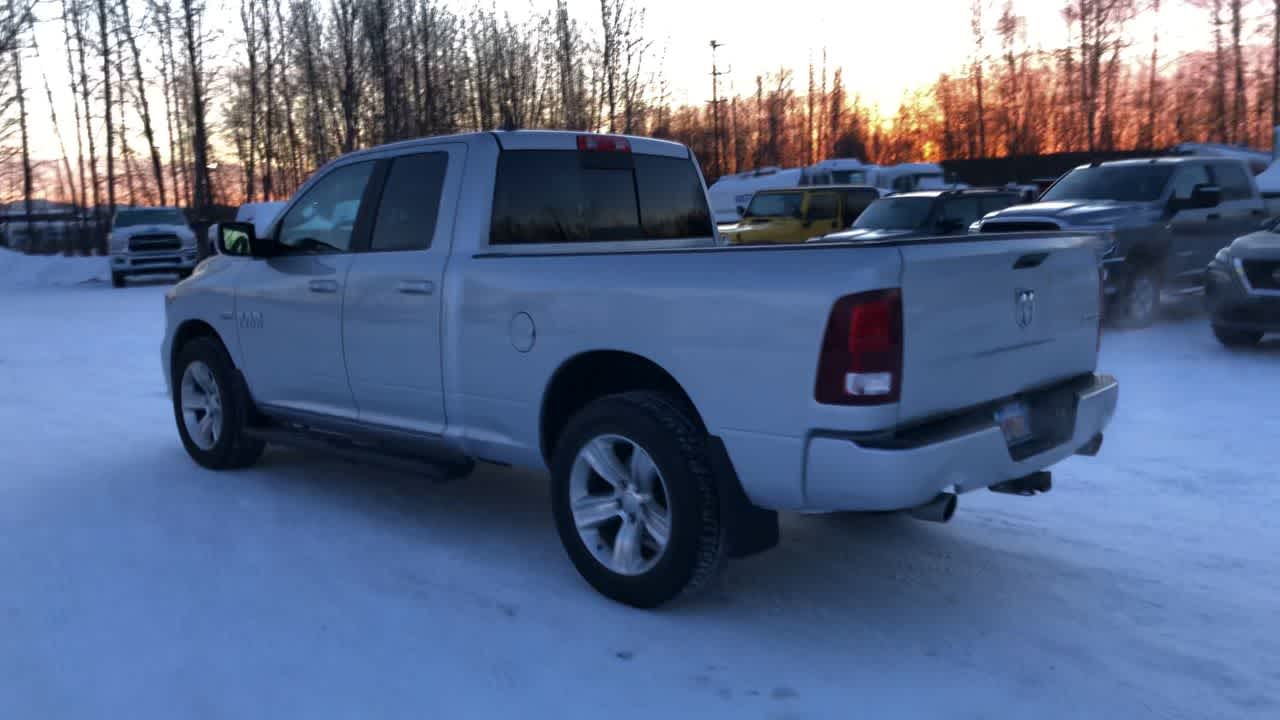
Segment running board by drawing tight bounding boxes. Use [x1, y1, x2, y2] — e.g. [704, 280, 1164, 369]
[245, 426, 474, 480]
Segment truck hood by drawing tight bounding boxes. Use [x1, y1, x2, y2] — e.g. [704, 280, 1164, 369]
[815, 228, 919, 243]
[1228, 231, 1280, 260]
[113, 224, 194, 239]
[985, 199, 1155, 227]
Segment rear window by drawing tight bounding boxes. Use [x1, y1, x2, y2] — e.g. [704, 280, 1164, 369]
[490, 150, 712, 245]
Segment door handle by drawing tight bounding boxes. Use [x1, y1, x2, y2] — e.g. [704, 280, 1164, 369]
[308, 279, 340, 293]
[396, 280, 435, 295]
[1207, 213, 1221, 221]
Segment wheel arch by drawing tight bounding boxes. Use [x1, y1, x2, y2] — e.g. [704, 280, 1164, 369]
[169, 319, 232, 381]
[539, 350, 704, 465]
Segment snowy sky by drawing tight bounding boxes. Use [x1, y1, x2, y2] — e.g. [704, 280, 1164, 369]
[17, 0, 1218, 163]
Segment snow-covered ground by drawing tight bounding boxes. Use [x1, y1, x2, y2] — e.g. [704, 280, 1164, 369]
[1, 251, 1277, 719]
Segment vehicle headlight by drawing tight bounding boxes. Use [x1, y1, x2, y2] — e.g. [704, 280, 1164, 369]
[108, 233, 127, 252]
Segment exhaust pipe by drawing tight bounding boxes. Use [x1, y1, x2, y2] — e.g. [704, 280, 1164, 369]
[908, 492, 957, 523]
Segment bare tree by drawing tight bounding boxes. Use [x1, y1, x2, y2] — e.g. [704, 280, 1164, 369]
[32, 33, 78, 208]
[7, 0, 33, 217]
[59, 0, 87, 209]
[1229, 0, 1246, 143]
[971, 0, 988, 157]
[94, 0, 116, 215]
[180, 0, 213, 212]
[118, 0, 167, 205]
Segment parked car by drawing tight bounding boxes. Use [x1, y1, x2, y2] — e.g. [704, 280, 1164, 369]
[108, 207, 199, 287]
[164, 130, 1118, 608]
[707, 166, 805, 225]
[811, 188, 1025, 244]
[1205, 219, 1280, 346]
[719, 185, 881, 244]
[206, 201, 286, 250]
[976, 156, 1269, 327]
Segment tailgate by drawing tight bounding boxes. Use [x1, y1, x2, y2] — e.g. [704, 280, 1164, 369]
[896, 234, 1100, 424]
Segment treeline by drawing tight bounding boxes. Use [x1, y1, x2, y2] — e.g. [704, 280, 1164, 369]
[3, 0, 1280, 214]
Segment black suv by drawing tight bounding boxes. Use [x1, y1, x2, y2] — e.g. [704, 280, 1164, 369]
[977, 157, 1268, 327]
[811, 188, 1026, 244]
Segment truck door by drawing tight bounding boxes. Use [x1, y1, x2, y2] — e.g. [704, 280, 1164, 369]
[1210, 161, 1267, 256]
[1166, 162, 1217, 283]
[803, 191, 840, 237]
[341, 144, 465, 436]
[235, 160, 375, 419]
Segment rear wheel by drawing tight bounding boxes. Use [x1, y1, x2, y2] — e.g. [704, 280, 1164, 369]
[1114, 264, 1161, 328]
[550, 392, 726, 608]
[1212, 325, 1263, 348]
[172, 337, 265, 470]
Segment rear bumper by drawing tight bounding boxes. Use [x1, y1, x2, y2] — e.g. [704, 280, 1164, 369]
[111, 250, 198, 274]
[800, 374, 1119, 511]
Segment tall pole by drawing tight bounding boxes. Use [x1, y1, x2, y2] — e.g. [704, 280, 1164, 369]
[709, 40, 728, 179]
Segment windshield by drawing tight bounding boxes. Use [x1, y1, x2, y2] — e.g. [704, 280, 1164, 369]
[1041, 165, 1175, 202]
[114, 209, 187, 228]
[853, 197, 933, 230]
[744, 192, 803, 218]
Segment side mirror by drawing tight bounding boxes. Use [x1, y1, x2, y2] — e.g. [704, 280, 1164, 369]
[1189, 184, 1222, 210]
[736, 204, 747, 216]
[216, 221, 261, 257]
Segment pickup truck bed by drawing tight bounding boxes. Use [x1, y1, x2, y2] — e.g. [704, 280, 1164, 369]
[163, 130, 1118, 607]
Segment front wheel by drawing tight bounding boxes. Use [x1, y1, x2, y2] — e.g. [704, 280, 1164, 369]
[172, 337, 265, 470]
[550, 392, 727, 608]
[1113, 265, 1161, 328]
[1212, 325, 1263, 348]
[111, 272, 125, 288]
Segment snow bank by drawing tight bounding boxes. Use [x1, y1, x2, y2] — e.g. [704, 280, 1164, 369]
[0, 248, 108, 289]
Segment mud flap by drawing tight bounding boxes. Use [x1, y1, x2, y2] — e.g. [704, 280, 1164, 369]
[707, 435, 780, 558]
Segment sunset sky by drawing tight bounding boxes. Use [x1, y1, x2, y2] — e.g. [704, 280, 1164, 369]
[17, 0, 1219, 162]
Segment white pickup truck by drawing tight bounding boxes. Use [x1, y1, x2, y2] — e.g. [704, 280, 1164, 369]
[163, 131, 1118, 608]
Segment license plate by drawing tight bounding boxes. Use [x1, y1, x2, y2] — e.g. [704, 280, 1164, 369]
[995, 401, 1033, 446]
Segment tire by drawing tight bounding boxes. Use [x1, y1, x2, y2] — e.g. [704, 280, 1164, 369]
[171, 336, 265, 470]
[1114, 264, 1161, 328]
[1212, 325, 1263, 348]
[111, 272, 125, 288]
[550, 391, 727, 608]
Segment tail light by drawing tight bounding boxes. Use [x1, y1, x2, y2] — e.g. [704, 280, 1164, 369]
[815, 289, 903, 405]
[577, 135, 631, 153]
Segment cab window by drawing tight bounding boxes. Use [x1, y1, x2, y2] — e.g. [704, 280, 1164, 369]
[938, 197, 984, 227]
[744, 192, 803, 218]
[1212, 163, 1252, 202]
[841, 189, 880, 227]
[1170, 163, 1213, 203]
[805, 192, 838, 220]
[276, 161, 375, 253]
